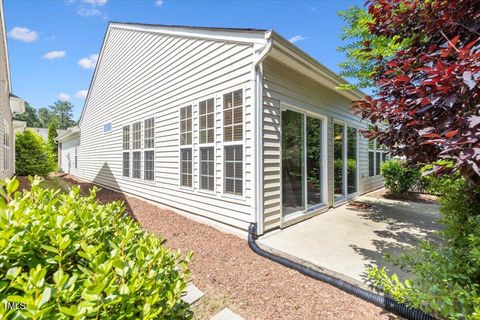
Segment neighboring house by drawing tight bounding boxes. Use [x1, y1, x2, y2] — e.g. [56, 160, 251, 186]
[17, 127, 67, 141]
[0, 0, 25, 180]
[57, 22, 386, 235]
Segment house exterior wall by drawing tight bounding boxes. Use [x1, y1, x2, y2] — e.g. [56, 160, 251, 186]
[0, 4, 14, 180]
[78, 26, 257, 231]
[261, 58, 383, 232]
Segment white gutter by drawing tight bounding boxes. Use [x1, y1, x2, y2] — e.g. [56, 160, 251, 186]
[251, 33, 272, 235]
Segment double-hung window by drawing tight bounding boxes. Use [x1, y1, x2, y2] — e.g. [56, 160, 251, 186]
[122, 125, 130, 177]
[368, 126, 389, 177]
[3, 122, 9, 171]
[144, 117, 155, 181]
[132, 121, 142, 179]
[223, 89, 243, 196]
[180, 106, 192, 187]
[199, 98, 215, 191]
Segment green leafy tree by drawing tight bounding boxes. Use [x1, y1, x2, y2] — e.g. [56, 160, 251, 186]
[38, 107, 54, 128]
[15, 130, 55, 177]
[337, 6, 410, 90]
[48, 119, 59, 163]
[15, 103, 41, 127]
[50, 100, 76, 129]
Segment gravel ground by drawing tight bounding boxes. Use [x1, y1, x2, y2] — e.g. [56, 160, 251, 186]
[34, 175, 396, 320]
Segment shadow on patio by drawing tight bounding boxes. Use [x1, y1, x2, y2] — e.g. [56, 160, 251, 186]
[257, 196, 441, 289]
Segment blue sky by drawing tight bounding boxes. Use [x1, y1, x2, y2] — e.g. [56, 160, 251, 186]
[4, 0, 363, 120]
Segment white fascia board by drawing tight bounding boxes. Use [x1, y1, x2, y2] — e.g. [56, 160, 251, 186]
[1, 1, 11, 93]
[269, 31, 366, 101]
[56, 127, 80, 143]
[110, 23, 270, 45]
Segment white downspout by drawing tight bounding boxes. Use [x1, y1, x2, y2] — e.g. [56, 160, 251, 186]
[251, 34, 272, 235]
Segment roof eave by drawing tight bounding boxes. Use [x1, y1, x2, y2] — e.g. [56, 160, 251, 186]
[268, 31, 365, 101]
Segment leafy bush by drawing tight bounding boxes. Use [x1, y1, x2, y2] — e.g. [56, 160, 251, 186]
[419, 160, 460, 196]
[380, 159, 420, 196]
[334, 159, 357, 188]
[0, 177, 192, 319]
[16, 130, 56, 177]
[368, 178, 480, 319]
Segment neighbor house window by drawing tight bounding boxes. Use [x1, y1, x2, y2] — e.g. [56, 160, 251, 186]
[224, 145, 243, 195]
[103, 122, 112, 133]
[132, 151, 141, 179]
[200, 147, 214, 191]
[144, 117, 155, 181]
[180, 106, 192, 187]
[223, 89, 243, 196]
[223, 90, 243, 142]
[74, 146, 78, 169]
[3, 122, 9, 171]
[199, 98, 214, 144]
[122, 125, 130, 177]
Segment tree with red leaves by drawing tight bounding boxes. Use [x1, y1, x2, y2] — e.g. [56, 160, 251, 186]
[353, 0, 480, 193]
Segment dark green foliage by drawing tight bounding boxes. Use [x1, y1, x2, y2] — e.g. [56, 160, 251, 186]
[38, 107, 54, 128]
[50, 100, 76, 129]
[15, 130, 55, 177]
[368, 178, 480, 319]
[380, 159, 421, 196]
[0, 177, 192, 319]
[14, 103, 41, 127]
[48, 120, 59, 163]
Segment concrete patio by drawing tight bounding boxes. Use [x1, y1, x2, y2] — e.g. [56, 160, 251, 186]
[257, 193, 441, 288]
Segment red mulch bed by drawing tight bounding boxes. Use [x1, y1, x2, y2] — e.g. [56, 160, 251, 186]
[25, 174, 397, 320]
[367, 188, 438, 205]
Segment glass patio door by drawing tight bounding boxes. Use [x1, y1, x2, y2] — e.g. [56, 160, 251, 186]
[282, 109, 325, 219]
[333, 122, 358, 202]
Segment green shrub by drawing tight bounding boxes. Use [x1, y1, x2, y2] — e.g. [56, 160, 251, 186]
[0, 177, 192, 319]
[368, 178, 480, 319]
[16, 130, 56, 177]
[334, 159, 357, 188]
[380, 159, 420, 196]
[419, 160, 460, 196]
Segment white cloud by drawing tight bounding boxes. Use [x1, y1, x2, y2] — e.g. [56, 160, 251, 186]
[154, 0, 163, 6]
[75, 90, 88, 99]
[77, 7, 102, 17]
[43, 50, 66, 60]
[82, 0, 107, 5]
[8, 27, 38, 42]
[78, 54, 98, 69]
[58, 93, 70, 101]
[288, 35, 308, 43]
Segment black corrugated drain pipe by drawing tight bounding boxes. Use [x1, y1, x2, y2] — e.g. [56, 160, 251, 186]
[248, 223, 437, 320]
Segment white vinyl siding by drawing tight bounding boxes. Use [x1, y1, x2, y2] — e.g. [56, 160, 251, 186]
[77, 25, 256, 231]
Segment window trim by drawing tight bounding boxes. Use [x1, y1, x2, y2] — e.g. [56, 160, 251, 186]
[179, 105, 194, 190]
[220, 86, 246, 199]
[143, 117, 155, 182]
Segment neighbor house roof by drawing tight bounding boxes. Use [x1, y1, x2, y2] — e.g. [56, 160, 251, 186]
[79, 22, 365, 124]
[55, 126, 80, 143]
